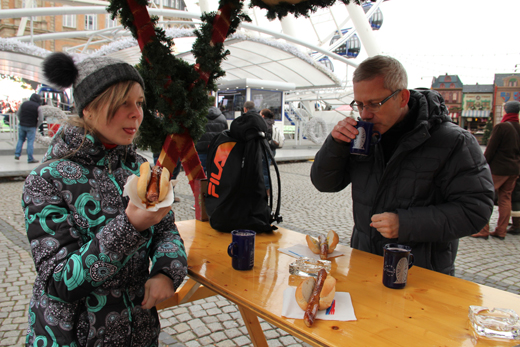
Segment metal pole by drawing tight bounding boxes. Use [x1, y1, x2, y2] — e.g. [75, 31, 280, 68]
[345, 2, 381, 57]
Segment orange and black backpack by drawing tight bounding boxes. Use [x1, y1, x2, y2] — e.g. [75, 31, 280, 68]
[205, 114, 282, 233]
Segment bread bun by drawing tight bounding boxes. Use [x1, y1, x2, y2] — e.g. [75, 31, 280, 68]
[136, 163, 171, 206]
[158, 167, 171, 202]
[318, 276, 336, 310]
[137, 162, 152, 203]
[295, 277, 315, 311]
[295, 275, 336, 311]
[305, 235, 321, 254]
[326, 230, 339, 254]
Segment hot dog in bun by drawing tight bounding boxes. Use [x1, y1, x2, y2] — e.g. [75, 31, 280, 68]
[137, 163, 170, 207]
[305, 230, 339, 259]
[295, 269, 336, 327]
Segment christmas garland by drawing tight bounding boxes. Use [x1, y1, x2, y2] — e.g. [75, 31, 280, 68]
[107, 0, 249, 154]
[106, 0, 367, 153]
[251, 0, 362, 20]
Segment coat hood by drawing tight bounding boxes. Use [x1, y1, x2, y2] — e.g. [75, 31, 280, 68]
[207, 106, 223, 120]
[29, 93, 42, 104]
[410, 89, 451, 128]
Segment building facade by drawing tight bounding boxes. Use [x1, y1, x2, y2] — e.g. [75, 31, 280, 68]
[431, 74, 463, 125]
[460, 84, 493, 136]
[493, 74, 520, 124]
[0, 0, 186, 53]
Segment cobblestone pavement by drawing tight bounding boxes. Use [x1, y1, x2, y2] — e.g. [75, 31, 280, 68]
[0, 161, 519, 346]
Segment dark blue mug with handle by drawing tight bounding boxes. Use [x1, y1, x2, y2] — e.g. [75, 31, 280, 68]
[382, 243, 414, 289]
[227, 229, 256, 270]
[350, 119, 381, 156]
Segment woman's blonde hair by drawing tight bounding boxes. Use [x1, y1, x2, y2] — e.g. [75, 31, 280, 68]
[65, 80, 144, 153]
[69, 80, 143, 131]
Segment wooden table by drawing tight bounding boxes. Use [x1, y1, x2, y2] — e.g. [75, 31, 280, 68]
[157, 220, 520, 346]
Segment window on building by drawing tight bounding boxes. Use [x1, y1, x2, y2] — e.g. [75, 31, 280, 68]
[217, 90, 246, 120]
[85, 14, 98, 31]
[440, 83, 445, 88]
[509, 79, 518, 87]
[63, 8, 76, 28]
[445, 76, 451, 82]
[250, 89, 283, 121]
[450, 83, 455, 88]
[105, 15, 118, 29]
[22, 0, 41, 21]
[452, 93, 457, 102]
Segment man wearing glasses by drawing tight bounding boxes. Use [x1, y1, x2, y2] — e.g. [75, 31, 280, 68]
[310, 55, 494, 275]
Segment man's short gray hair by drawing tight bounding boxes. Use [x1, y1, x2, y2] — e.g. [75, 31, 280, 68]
[243, 101, 255, 111]
[353, 55, 408, 91]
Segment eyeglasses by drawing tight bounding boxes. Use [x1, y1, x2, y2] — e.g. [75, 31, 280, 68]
[350, 89, 401, 112]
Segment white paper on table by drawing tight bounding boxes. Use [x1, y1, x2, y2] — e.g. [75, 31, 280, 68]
[122, 174, 175, 211]
[278, 243, 344, 259]
[281, 287, 357, 321]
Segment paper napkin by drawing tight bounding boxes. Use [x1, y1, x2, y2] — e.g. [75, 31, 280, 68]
[122, 174, 175, 211]
[281, 287, 357, 321]
[278, 243, 344, 259]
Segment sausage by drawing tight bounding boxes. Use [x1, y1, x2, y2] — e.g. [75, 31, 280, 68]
[146, 166, 161, 203]
[319, 235, 328, 260]
[303, 268, 327, 327]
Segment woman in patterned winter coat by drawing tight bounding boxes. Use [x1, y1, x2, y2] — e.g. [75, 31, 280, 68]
[23, 52, 187, 346]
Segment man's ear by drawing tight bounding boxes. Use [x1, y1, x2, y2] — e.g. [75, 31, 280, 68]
[400, 89, 411, 108]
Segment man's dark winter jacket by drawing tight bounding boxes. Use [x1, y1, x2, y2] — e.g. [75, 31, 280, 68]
[18, 93, 41, 127]
[484, 121, 520, 176]
[195, 106, 228, 154]
[23, 124, 188, 346]
[311, 90, 494, 275]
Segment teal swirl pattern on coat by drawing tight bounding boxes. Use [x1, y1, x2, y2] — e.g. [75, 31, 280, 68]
[23, 124, 188, 346]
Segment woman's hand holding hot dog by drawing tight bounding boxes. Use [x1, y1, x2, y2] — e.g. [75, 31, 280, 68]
[126, 201, 171, 232]
[331, 117, 359, 144]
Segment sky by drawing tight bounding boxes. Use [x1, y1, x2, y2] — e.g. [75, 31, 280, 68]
[373, 0, 520, 89]
[245, 0, 520, 90]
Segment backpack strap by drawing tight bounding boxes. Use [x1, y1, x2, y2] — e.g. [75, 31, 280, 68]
[260, 139, 283, 225]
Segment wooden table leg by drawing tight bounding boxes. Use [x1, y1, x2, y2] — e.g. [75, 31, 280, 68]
[238, 306, 268, 347]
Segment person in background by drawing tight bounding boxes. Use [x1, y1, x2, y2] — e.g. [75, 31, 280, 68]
[242, 100, 260, 117]
[195, 96, 228, 173]
[15, 93, 43, 163]
[310, 55, 494, 275]
[472, 100, 520, 240]
[260, 108, 277, 158]
[507, 178, 520, 235]
[23, 52, 187, 346]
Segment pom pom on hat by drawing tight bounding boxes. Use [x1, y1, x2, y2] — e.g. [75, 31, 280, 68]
[42, 52, 79, 90]
[41, 52, 144, 117]
[504, 100, 520, 114]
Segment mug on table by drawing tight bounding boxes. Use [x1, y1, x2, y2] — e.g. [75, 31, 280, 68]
[382, 243, 414, 289]
[227, 229, 256, 271]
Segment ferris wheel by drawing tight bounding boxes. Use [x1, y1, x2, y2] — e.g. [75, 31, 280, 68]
[240, 0, 388, 143]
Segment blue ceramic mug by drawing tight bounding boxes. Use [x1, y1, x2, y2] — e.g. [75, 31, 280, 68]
[382, 243, 414, 289]
[350, 120, 381, 156]
[227, 229, 256, 270]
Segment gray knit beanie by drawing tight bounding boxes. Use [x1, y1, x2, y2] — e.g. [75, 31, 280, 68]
[42, 52, 145, 117]
[504, 100, 520, 114]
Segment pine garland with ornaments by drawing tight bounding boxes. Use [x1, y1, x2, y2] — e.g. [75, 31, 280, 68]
[105, 0, 366, 192]
[251, 0, 362, 20]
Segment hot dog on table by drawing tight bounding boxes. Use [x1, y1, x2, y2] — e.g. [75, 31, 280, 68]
[137, 162, 170, 207]
[295, 268, 336, 327]
[305, 230, 339, 259]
